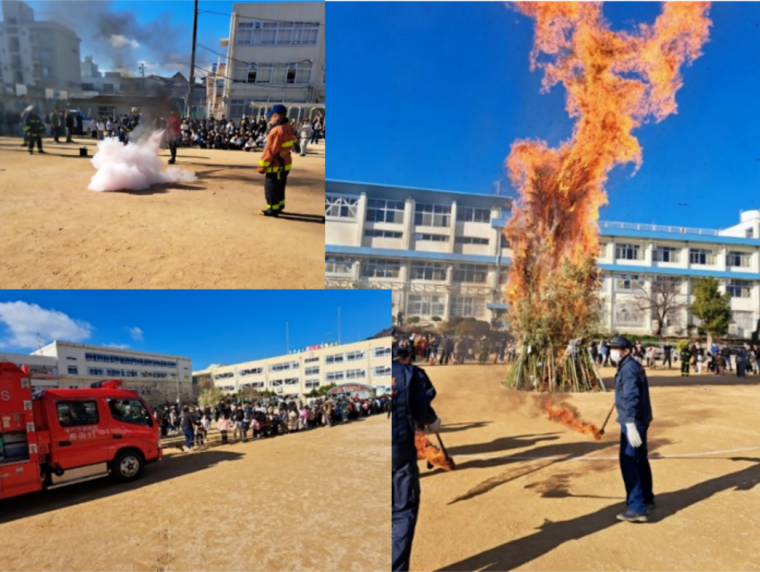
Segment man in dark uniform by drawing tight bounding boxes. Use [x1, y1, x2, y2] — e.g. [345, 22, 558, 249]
[392, 345, 441, 571]
[124, 107, 141, 145]
[608, 335, 654, 523]
[680, 343, 691, 377]
[24, 108, 45, 154]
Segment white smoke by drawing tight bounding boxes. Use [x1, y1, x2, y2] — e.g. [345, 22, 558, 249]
[88, 130, 197, 192]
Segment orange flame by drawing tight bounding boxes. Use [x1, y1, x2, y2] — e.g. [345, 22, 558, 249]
[543, 398, 603, 440]
[504, 2, 711, 342]
[415, 430, 456, 471]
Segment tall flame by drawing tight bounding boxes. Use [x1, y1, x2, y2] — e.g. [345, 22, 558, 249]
[543, 397, 603, 440]
[503, 2, 711, 376]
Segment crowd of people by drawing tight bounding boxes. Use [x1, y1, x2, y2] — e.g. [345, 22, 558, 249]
[393, 332, 517, 366]
[154, 394, 388, 452]
[4, 105, 325, 157]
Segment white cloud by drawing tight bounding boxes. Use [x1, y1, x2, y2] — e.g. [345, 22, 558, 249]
[104, 343, 130, 350]
[128, 327, 143, 341]
[0, 302, 92, 349]
[110, 34, 140, 49]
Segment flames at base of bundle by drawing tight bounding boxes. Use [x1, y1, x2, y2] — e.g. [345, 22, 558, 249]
[415, 430, 456, 471]
[543, 398, 602, 441]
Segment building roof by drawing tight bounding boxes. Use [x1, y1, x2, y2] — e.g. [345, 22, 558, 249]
[327, 180, 513, 211]
[33, 340, 190, 361]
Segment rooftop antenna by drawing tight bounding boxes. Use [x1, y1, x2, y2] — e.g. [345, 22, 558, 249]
[36, 333, 44, 352]
[494, 181, 502, 196]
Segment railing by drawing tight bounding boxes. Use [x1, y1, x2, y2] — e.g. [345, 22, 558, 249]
[599, 221, 720, 237]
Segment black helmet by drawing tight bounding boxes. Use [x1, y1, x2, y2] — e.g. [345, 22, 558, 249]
[608, 335, 632, 349]
[392, 345, 412, 361]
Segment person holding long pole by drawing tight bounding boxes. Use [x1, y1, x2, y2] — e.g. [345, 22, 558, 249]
[608, 335, 655, 523]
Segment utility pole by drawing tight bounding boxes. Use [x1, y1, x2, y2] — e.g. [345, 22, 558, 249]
[338, 307, 341, 345]
[186, 0, 199, 118]
[286, 322, 290, 354]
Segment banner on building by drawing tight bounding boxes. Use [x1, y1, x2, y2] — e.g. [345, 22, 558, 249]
[45, 88, 54, 99]
[15, 84, 27, 96]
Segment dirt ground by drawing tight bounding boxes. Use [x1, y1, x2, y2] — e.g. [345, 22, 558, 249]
[0, 414, 390, 572]
[0, 136, 324, 289]
[409, 363, 760, 572]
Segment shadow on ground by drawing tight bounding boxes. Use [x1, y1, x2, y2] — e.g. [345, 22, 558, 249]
[436, 458, 760, 571]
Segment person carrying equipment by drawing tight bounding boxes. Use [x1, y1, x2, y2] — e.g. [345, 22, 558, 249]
[25, 108, 45, 154]
[257, 104, 295, 217]
[608, 335, 655, 523]
[392, 344, 441, 571]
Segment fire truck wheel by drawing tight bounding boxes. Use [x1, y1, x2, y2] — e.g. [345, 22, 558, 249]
[110, 449, 144, 482]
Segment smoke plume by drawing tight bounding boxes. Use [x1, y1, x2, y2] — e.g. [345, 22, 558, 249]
[88, 130, 197, 192]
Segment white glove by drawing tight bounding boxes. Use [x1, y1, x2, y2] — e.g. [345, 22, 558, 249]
[425, 417, 442, 433]
[626, 422, 642, 448]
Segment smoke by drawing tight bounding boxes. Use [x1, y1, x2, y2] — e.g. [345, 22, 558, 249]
[37, 1, 190, 76]
[88, 130, 197, 192]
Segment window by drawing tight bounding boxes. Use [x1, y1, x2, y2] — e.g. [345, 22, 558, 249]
[325, 195, 359, 219]
[270, 361, 299, 372]
[615, 244, 643, 260]
[236, 21, 320, 46]
[345, 369, 366, 379]
[362, 259, 400, 278]
[726, 251, 751, 268]
[305, 357, 319, 364]
[374, 347, 391, 358]
[108, 399, 152, 427]
[241, 382, 265, 390]
[57, 401, 99, 427]
[410, 262, 446, 281]
[453, 264, 488, 283]
[325, 371, 345, 382]
[325, 257, 353, 275]
[415, 203, 451, 227]
[415, 233, 449, 242]
[733, 310, 755, 331]
[450, 296, 486, 318]
[455, 236, 489, 245]
[239, 367, 263, 377]
[67, 366, 78, 375]
[746, 228, 754, 238]
[83, 353, 178, 368]
[456, 207, 491, 223]
[615, 274, 643, 292]
[234, 62, 312, 85]
[346, 351, 366, 361]
[407, 294, 446, 316]
[326, 353, 344, 365]
[653, 246, 680, 263]
[305, 380, 320, 389]
[374, 366, 391, 377]
[87, 368, 104, 376]
[367, 199, 405, 223]
[305, 366, 320, 375]
[689, 248, 715, 265]
[214, 372, 234, 380]
[727, 280, 751, 298]
[364, 230, 402, 239]
[500, 235, 510, 248]
[614, 305, 644, 327]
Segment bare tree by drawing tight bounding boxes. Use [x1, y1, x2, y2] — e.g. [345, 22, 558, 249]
[633, 276, 690, 337]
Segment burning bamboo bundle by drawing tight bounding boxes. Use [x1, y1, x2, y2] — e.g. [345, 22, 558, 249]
[503, 2, 711, 392]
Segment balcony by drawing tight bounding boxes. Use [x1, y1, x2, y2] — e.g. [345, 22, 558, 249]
[599, 221, 720, 237]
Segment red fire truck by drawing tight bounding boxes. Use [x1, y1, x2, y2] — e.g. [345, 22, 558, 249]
[0, 361, 162, 501]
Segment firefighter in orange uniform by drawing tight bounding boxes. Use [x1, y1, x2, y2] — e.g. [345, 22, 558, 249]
[257, 104, 296, 217]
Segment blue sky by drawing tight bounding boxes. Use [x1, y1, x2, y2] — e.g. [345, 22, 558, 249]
[0, 291, 390, 370]
[16, 0, 319, 78]
[327, 2, 760, 229]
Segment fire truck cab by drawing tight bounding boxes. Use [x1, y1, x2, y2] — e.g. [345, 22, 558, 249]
[0, 361, 162, 501]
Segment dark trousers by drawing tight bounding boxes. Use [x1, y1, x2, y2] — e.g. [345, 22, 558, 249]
[619, 426, 653, 514]
[310, 130, 319, 144]
[680, 359, 690, 376]
[440, 351, 451, 365]
[169, 138, 178, 161]
[737, 362, 746, 378]
[27, 134, 42, 152]
[53, 126, 60, 143]
[264, 171, 289, 211]
[392, 460, 420, 571]
[663, 354, 672, 368]
[183, 427, 194, 450]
